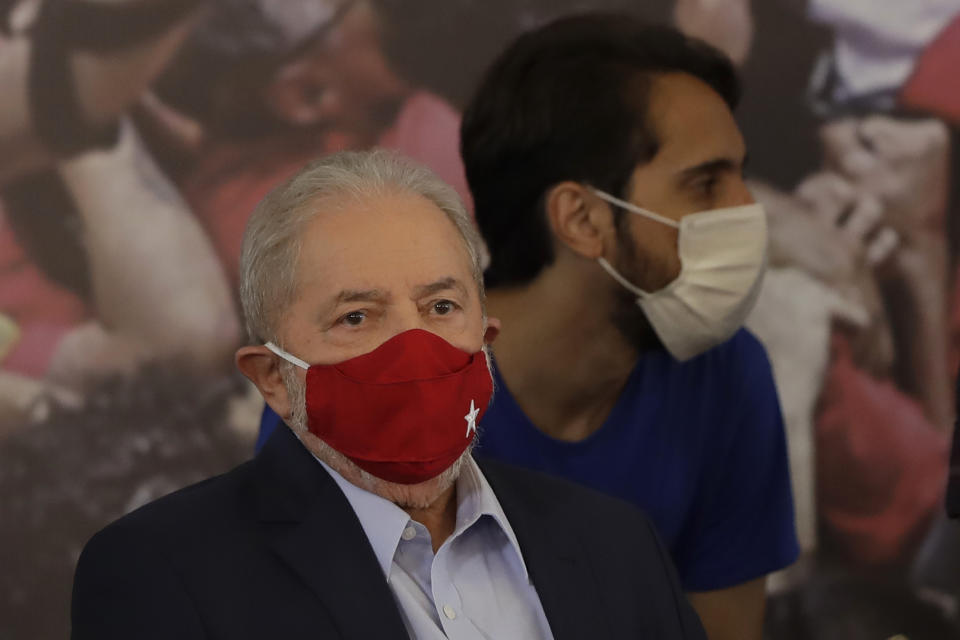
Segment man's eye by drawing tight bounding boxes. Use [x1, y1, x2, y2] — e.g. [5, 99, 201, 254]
[342, 311, 366, 326]
[433, 300, 457, 315]
[696, 176, 719, 195]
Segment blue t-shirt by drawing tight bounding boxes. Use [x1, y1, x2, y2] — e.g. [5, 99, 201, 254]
[255, 328, 799, 591]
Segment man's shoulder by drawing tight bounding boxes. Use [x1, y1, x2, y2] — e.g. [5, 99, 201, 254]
[688, 328, 770, 371]
[663, 328, 776, 402]
[622, 329, 776, 426]
[636, 329, 772, 388]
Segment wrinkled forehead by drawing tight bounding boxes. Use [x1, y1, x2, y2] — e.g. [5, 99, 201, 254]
[293, 190, 480, 299]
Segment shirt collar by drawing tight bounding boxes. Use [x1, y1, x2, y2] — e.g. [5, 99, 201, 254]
[316, 458, 410, 579]
[316, 455, 531, 583]
[453, 455, 531, 581]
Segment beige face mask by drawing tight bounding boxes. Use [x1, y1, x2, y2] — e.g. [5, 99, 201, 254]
[592, 189, 768, 361]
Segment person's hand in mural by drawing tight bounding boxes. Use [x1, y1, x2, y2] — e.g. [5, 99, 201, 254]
[794, 171, 899, 268]
[46, 118, 239, 390]
[822, 117, 949, 235]
[820, 116, 953, 431]
[752, 173, 897, 376]
[0, 0, 206, 185]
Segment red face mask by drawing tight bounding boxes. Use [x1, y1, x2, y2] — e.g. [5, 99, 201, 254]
[266, 329, 493, 484]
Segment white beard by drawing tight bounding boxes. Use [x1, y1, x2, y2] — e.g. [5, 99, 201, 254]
[280, 363, 474, 510]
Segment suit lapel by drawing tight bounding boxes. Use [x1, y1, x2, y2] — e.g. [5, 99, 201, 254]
[479, 460, 616, 640]
[254, 427, 410, 640]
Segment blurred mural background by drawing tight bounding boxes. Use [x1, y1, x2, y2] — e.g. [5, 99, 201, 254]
[1, 0, 960, 637]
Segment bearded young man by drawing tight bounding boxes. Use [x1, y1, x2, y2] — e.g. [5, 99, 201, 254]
[456, 15, 799, 640]
[70, 150, 706, 640]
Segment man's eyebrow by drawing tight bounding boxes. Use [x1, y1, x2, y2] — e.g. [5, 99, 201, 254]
[412, 277, 468, 298]
[333, 288, 389, 304]
[677, 153, 749, 182]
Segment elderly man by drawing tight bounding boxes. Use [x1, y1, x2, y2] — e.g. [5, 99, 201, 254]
[70, 150, 706, 640]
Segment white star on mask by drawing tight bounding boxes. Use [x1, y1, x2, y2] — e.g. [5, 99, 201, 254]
[464, 399, 479, 437]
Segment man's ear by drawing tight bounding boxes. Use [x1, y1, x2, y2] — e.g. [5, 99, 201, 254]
[483, 316, 502, 344]
[544, 182, 616, 259]
[236, 346, 294, 421]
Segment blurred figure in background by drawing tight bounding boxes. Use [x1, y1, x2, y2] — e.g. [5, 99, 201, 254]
[680, 0, 959, 583]
[794, 0, 960, 573]
[1, 0, 486, 411]
[0, 0, 238, 422]
[157, 0, 473, 286]
[0, 6, 247, 636]
[0, 0, 205, 184]
[685, 0, 960, 634]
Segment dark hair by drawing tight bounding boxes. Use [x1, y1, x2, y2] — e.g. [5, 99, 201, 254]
[460, 13, 740, 288]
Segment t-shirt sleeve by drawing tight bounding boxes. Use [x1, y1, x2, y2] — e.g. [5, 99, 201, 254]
[671, 331, 800, 591]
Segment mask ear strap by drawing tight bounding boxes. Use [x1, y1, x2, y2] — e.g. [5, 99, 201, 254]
[597, 258, 651, 299]
[589, 188, 680, 229]
[264, 342, 310, 370]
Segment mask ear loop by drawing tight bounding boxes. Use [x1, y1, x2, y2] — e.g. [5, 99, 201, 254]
[589, 187, 660, 300]
[264, 342, 310, 370]
[597, 257, 651, 300]
[588, 187, 680, 229]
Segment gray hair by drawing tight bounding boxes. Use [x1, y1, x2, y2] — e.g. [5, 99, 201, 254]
[238, 149, 485, 344]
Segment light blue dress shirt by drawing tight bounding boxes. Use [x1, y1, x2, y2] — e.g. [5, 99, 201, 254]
[318, 457, 555, 640]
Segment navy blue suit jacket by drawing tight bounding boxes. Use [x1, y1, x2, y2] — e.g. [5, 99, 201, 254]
[72, 426, 706, 639]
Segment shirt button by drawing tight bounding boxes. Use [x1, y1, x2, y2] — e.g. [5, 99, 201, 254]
[442, 604, 457, 620]
[401, 526, 416, 541]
